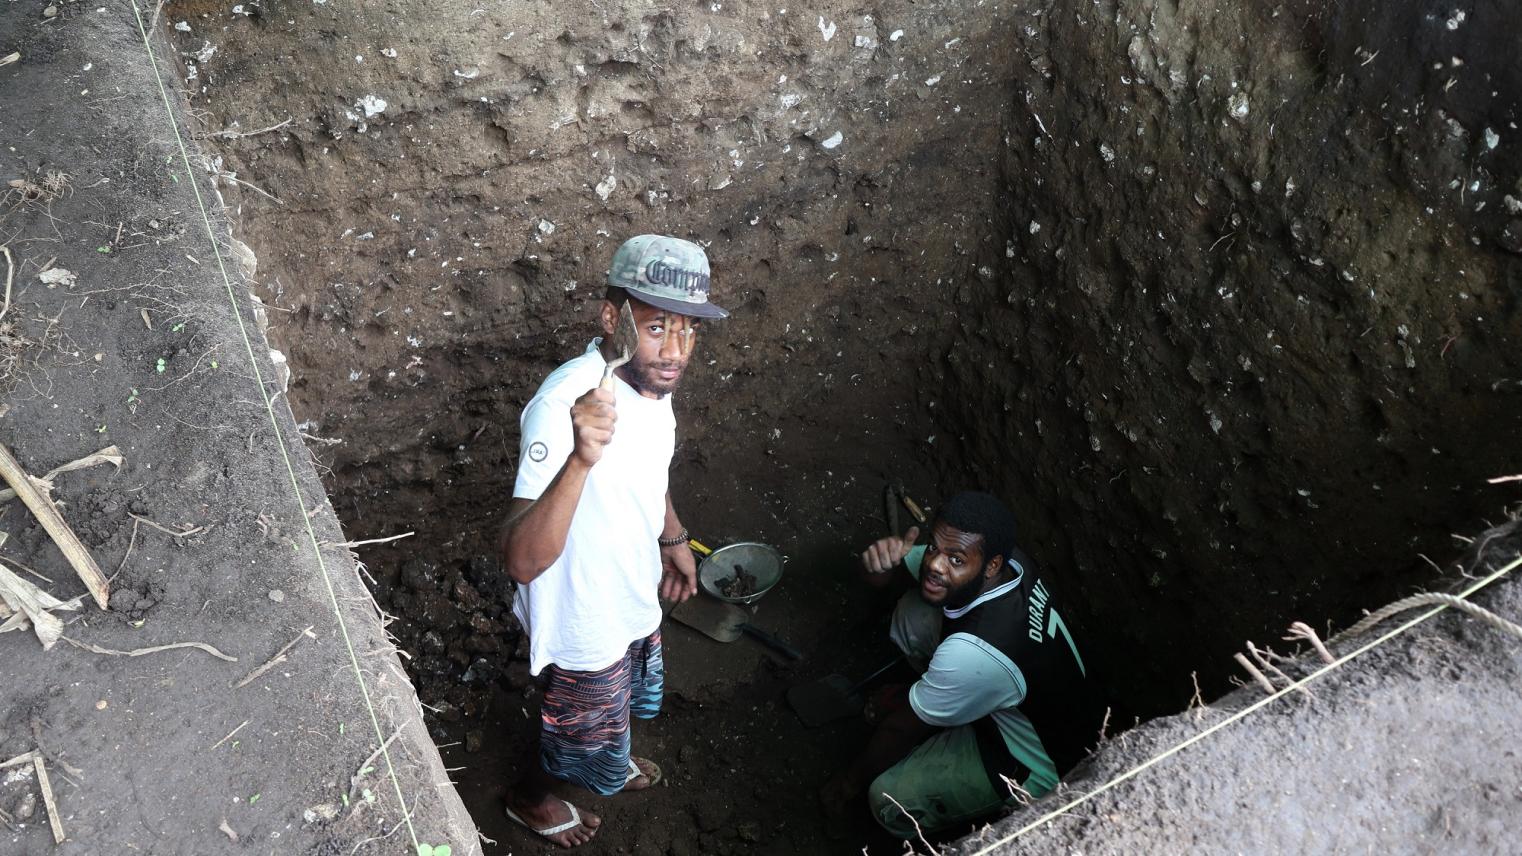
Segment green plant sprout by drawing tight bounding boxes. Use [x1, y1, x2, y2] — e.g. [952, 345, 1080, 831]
[417, 845, 453, 856]
[155, 357, 166, 373]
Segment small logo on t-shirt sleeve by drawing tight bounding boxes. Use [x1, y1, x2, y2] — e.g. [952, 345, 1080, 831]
[527, 441, 549, 462]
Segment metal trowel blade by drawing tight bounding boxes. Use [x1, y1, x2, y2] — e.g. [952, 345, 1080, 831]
[609, 300, 638, 368]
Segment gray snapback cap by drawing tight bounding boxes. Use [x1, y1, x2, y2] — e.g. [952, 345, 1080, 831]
[607, 235, 729, 319]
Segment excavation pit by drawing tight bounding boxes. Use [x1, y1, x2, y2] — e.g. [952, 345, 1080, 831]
[2, 0, 1520, 853]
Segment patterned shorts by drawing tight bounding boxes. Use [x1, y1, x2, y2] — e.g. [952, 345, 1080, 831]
[539, 631, 664, 796]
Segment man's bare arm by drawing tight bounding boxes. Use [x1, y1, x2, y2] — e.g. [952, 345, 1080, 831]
[499, 460, 593, 584]
[658, 491, 698, 602]
[499, 387, 616, 584]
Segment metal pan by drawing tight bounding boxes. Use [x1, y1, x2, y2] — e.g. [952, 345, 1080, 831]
[690, 540, 784, 606]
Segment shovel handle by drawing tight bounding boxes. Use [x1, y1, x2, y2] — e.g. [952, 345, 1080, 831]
[740, 624, 803, 660]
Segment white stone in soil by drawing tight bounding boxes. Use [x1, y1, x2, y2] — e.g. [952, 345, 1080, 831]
[595, 173, 617, 200]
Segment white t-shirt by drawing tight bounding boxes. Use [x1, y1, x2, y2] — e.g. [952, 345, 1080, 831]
[512, 340, 675, 675]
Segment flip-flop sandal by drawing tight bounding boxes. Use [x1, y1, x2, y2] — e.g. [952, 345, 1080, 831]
[505, 798, 587, 842]
[623, 756, 662, 790]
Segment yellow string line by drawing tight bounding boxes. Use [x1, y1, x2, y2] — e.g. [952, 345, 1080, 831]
[126, 5, 422, 849]
[968, 552, 1522, 855]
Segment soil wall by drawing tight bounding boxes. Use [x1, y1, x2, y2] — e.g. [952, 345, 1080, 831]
[940, 0, 1522, 707]
[181, 0, 1522, 714]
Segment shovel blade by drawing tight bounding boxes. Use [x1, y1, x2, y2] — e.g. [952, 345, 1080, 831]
[670, 595, 745, 643]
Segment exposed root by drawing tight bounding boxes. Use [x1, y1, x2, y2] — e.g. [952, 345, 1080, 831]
[1232, 652, 1276, 696]
[879, 790, 941, 855]
[1283, 621, 1335, 664]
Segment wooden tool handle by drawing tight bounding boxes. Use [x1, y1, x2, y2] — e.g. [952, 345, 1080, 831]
[900, 493, 927, 525]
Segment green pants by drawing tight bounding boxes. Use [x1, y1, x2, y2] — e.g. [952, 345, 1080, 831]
[868, 725, 1018, 839]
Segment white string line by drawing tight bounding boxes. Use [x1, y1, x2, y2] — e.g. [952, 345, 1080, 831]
[966, 552, 1522, 855]
[125, 5, 422, 849]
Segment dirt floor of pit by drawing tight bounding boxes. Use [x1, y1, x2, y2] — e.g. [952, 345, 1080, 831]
[0, 6, 473, 854]
[439, 545, 957, 856]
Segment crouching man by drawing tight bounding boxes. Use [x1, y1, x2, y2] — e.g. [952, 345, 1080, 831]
[823, 491, 1106, 839]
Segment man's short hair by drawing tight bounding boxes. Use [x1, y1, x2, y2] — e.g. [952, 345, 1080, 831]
[937, 491, 1017, 566]
[605, 285, 629, 307]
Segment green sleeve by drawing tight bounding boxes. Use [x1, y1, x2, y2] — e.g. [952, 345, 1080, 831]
[905, 544, 927, 580]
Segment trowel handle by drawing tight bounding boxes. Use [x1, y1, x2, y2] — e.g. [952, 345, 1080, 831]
[740, 624, 803, 660]
[848, 657, 903, 695]
[599, 363, 616, 391]
[688, 539, 713, 557]
[900, 493, 927, 525]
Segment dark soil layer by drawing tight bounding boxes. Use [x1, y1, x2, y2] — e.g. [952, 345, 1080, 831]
[0, 4, 471, 853]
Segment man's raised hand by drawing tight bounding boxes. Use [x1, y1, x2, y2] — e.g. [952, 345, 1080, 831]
[570, 387, 617, 467]
[861, 526, 920, 574]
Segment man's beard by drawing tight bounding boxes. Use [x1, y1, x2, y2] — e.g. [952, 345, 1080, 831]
[937, 573, 986, 611]
[625, 355, 684, 396]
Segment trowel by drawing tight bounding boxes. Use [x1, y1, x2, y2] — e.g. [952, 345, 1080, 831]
[670, 595, 802, 660]
[599, 301, 639, 390]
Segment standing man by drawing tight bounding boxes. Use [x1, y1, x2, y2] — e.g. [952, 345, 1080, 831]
[500, 235, 728, 848]
[825, 491, 1106, 840]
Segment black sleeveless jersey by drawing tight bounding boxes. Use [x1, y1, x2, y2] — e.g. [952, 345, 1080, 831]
[942, 545, 1106, 781]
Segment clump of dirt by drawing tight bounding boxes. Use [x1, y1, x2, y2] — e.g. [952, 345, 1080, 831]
[717, 564, 758, 600]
